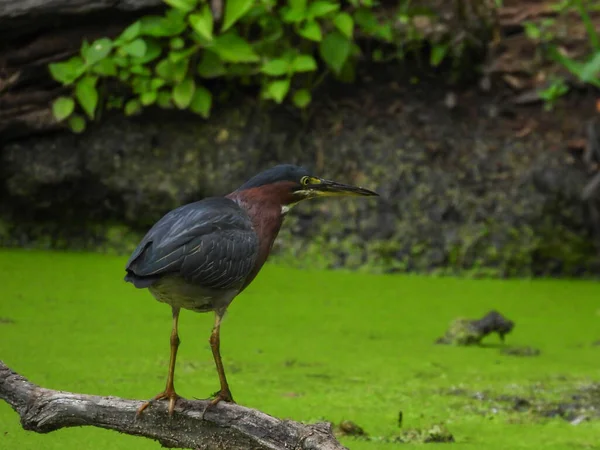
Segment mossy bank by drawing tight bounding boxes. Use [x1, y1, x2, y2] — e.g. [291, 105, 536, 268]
[2, 66, 600, 277]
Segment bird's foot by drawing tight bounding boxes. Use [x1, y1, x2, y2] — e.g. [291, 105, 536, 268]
[136, 389, 182, 417]
[200, 389, 235, 420]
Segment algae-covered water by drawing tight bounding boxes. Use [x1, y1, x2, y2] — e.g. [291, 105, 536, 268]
[0, 249, 599, 449]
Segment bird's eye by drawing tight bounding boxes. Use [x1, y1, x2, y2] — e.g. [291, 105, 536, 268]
[300, 176, 311, 186]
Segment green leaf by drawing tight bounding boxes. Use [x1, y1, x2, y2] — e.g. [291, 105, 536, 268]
[118, 21, 142, 42]
[140, 15, 186, 37]
[151, 78, 166, 90]
[52, 96, 75, 122]
[172, 77, 196, 109]
[292, 89, 311, 108]
[164, 0, 197, 13]
[132, 39, 162, 63]
[156, 59, 173, 79]
[319, 31, 351, 74]
[75, 75, 98, 119]
[131, 76, 151, 94]
[140, 90, 157, 106]
[307, 1, 339, 18]
[212, 31, 259, 63]
[282, 7, 305, 22]
[265, 79, 290, 103]
[170, 37, 185, 49]
[122, 38, 147, 58]
[523, 22, 541, 40]
[92, 59, 118, 76]
[430, 43, 449, 67]
[375, 23, 393, 42]
[130, 65, 151, 76]
[261, 58, 289, 76]
[172, 59, 189, 82]
[288, 0, 307, 11]
[125, 99, 142, 116]
[222, 0, 254, 32]
[81, 40, 91, 58]
[575, 0, 600, 51]
[157, 91, 173, 108]
[155, 58, 189, 82]
[83, 38, 113, 65]
[281, 0, 306, 22]
[197, 51, 226, 78]
[189, 5, 214, 41]
[189, 86, 212, 118]
[333, 12, 353, 38]
[169, 47, 197, 63]
[298, 20, 322, 41]
[354, 7, 378, 33]
[292, 54, 317, 72]
[48, 56, 85, 84]
[113, 56, 129, 67]
[580, 52, 600, 85]
[68, 114, 86, 133]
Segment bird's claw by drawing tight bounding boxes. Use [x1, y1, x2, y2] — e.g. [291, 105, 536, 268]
[136, 390, 182, 417]
[200, 389, 235, 420]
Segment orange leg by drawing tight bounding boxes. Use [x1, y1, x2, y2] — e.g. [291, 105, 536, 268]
[137, 307, 182, 416]
[203, 312, 235, 417]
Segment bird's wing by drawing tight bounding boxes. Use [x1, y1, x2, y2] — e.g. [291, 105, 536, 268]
[125, 197, 259, 290]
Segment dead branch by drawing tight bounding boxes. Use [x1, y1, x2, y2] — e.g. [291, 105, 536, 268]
[0, 360, 346, 450]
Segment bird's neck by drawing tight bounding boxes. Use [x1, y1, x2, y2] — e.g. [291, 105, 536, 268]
[226, 187, 286, 261]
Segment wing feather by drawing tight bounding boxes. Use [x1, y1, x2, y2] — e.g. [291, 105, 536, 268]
[124, 197, 259, 290]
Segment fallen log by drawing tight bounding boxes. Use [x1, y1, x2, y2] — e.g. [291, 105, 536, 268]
[0, 360, 346, 450]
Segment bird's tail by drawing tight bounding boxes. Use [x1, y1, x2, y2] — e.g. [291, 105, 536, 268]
[124, 271, 160, 289]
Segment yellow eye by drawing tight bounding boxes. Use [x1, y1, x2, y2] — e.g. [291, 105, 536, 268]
[300, 176, 311, 186]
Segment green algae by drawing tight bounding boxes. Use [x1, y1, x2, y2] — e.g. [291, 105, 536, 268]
[0, 249, 599, 450]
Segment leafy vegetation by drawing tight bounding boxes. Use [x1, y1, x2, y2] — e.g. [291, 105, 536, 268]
[523, 0, 600, 109]
[45, 0, 600, 130]
[47, 0, 479, 133]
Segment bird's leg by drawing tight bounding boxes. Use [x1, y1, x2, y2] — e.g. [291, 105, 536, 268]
[137, 307, 182, 416]
[203, 311, 234, 415]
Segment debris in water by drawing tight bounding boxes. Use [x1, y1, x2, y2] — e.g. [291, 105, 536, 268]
[395, 424, 455, 443]
[436, 310, 514, 346]
[335, 420, 368, 438]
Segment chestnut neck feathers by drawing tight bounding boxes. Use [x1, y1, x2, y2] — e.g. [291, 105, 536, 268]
[226, 181, 296, 288]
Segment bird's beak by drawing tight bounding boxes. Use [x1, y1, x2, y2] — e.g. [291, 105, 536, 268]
[308, 178, 379, 197]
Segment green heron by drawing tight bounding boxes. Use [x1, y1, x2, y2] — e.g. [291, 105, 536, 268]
[125, 164, 378, 416]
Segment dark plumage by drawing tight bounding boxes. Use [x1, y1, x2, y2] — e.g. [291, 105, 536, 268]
[236, 164, 311, 191]
[126, 164, 378, 416]
[125, 197, 258, 292]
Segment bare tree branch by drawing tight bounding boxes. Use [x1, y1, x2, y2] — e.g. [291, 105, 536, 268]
[0, 361, 347, 450]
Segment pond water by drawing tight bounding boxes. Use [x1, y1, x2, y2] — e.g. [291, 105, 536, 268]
[0, 249, 599, 449]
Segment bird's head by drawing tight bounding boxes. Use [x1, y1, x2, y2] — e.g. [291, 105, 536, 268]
[235, 164, 378, 212]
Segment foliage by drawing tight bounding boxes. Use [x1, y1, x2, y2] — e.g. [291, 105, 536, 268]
[48, 0, 475, 132]
[523, 0, 600, 109]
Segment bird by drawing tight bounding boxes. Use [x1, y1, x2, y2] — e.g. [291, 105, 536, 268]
[124, 164, 378, 416]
